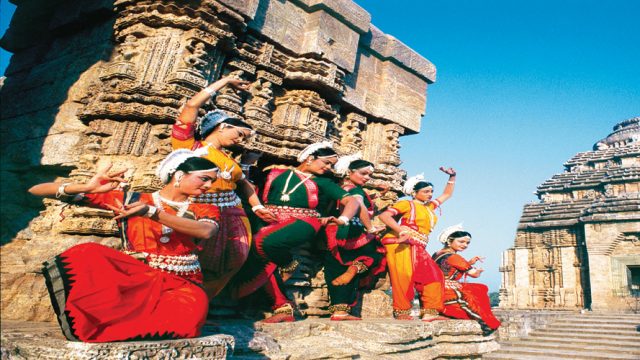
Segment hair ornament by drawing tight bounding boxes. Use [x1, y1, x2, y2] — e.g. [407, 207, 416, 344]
[297, 141, 334, 163]
[403, 173, 426, 196]
[438, 223, 466, 244]
[334, 152, 362, 177]
[195, 109, 234, 140]
[156, 149, 199, 184]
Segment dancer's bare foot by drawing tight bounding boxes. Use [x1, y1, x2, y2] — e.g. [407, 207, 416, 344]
[395, 314, 414, 320]
[330, 311, 361, 321]
[261, 313, 295, 323]
[331, 265, 357, 286]
[421, 314, 448, 322]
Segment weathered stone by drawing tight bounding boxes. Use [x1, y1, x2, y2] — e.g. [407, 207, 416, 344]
[252, 319, 499, 359]
[499, 118, 640, 312]
[1, 319, 499, 360]
[1, 321, 234, 360]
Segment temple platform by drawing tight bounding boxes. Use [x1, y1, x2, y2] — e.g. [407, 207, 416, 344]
[1, 319, 498, 359]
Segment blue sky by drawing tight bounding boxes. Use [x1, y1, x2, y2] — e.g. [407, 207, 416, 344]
[359, 0, 640, 290]
[2, 0, 639, 291]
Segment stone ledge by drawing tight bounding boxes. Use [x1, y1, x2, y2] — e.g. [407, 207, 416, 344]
[248, 318, 498, 359]
[1, 321, 234, 360]
[2, 319, 499, 360]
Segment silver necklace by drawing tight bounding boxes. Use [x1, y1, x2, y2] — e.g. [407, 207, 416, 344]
[280, 170, 313, 202]
[152, 191, 190, 243]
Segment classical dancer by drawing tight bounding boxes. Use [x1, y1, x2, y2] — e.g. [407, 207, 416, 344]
[323, 153, 386, 320]
[378, 167, 457, 321]
[230, 142, 360, 323]
[29, 150, 219, 342]
[172, 75, 277, 298]
[433, 224, 501, 334]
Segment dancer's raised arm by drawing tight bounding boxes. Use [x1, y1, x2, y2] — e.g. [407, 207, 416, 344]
[176, 75, 249, 127]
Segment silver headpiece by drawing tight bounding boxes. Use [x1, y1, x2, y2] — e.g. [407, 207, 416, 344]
[156, 149, 200, 184]
[334, 152, 363, 177]
[403, 173, 428, 196]
[297, 141, 334, 163]
[438, 223, 467, 244]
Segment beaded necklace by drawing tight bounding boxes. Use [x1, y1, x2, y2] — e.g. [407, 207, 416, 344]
[152, 191, 190, 243]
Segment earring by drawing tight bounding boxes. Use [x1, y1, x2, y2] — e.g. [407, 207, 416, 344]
[174, 172, 184, 188]
[307, 159, 312, 165]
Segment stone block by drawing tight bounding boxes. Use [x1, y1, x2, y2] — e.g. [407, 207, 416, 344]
[254, 318, 499, 359]
[1, 321, 234, 360]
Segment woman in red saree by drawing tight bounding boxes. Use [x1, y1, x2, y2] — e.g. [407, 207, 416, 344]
[432, 224, 501, 334]
[29, 150, 219, 342]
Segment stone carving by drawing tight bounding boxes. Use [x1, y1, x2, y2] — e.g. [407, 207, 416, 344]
[604, 184, 615, 197]
[501, 118, 640, 311]
[183, 40, 209, 71]
[116, 34, 140, 62]
[244, 79, 274, 123]
[338, 113, 367, 154]
[215, 70, 246, 115]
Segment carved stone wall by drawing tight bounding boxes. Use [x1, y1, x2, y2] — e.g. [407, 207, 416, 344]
[0, 0, 435, 321]
[500, 118, 640, 311]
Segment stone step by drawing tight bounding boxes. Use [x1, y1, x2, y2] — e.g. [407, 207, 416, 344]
[571, 314, 640, 320]
[528, 330, 640, 342]
[505, 340, 640, 355]
[554, 317, 640, 325]
[545, 323, 639, 332]
[518, 335, 640, 348]
[533, 326, 639, 336]
[484, 352, 632, 360]
[488, 345, 640, 360]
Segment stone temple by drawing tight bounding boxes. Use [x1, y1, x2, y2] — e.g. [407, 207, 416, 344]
[499, 118, 640, 312]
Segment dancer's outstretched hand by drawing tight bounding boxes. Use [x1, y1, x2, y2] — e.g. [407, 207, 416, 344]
[225, 77, 250, 91]
[439, 167, 456, 177]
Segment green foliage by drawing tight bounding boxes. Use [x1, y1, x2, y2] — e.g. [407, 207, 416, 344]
[489, 292, 500, 307]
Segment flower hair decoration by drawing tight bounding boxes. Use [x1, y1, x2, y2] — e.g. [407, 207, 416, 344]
[402, 173, 426, 196]
[297, 141, 334, 163]
[334, 152, 362, 177]
[156, 149, 200, 184]
[438, 223, 467, 244]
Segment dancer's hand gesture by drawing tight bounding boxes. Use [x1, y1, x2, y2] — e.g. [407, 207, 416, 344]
[106, 199, 149, 220]
[84, 163, 127, 193]
[439, 167, 456, 177]
[225, 77, 250, 91]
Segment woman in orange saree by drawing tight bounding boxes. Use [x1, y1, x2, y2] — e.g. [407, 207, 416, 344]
[378, 167, 457, 321]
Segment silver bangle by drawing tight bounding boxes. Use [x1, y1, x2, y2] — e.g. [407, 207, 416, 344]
[145, 206, 158, 218]
[252, 204, 266, 213]
[338, 215, 350, 225]
[55, 183, 71, 199]
[199, 218, 219, 228]
[447, 181, 455, 184]
[203, 87, 216, 96]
